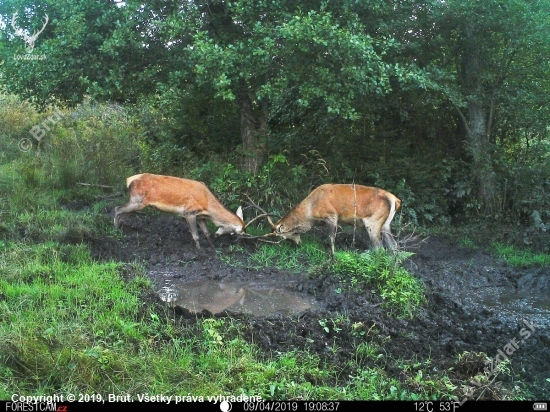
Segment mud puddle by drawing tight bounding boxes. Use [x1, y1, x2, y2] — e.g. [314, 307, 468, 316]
[480, 290, 550, 331]
[156, 279, 318, 316]
[483, 291, 550, 312]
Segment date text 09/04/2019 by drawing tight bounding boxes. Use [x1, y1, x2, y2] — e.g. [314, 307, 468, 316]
[243, 402, 340, 412]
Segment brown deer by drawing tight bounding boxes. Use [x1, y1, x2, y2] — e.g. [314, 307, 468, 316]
[249, 184, 401, 254]
[114, 173, 245, 249]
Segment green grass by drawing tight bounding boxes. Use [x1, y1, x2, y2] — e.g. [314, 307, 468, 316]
[457, 236, 477, 250]
[247, 240, 327, 272]
[217, 237, 329, 273]
[0, 178, 450, 401]
[490, 242, 550, 267]
[330, 249, 426, 319]
[0, 210, 453, 400]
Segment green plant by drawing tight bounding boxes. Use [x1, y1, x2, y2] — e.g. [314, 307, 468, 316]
[318, 319, 330, 334]
[191, 151, 329, 223]
[457, 237, 477, 250]
[355, 341, 382, 363]
[202, 319, 225, 346]
[351, 322, 366, 338]
[215, 250, 242, 267]
[246, 239, 328, 272]
[490, 242, 550, 267]
[331, 249, 425, 318]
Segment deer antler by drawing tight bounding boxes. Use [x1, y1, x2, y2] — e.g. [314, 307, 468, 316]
[244, 194, 277, 229]
[33, 14, 49, 39]
[11, 13, 25, 37]
[11, 13, 48, 53]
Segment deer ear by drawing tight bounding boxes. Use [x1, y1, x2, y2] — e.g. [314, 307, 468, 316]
[236, 206, 243, 220]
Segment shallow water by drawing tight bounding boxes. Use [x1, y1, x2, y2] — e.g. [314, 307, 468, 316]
[482, 290, 550, 313]
[157, 279, 318, 316]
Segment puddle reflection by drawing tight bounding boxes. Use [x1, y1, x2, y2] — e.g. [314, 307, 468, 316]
[482, 290, 550, 313]
[158, 280, 317, 316]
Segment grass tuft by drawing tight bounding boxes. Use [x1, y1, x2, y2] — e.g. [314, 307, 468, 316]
[490, 242, 550, 267]
[331, 249, 425, 319]
[247, 240, 327, 272]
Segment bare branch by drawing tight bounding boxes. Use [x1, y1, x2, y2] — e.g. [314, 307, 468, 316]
[244, 194, 276, 228]
[245, 213, 276, 228]
[77, 182, 114, 189]
[239, 232, 277, 240]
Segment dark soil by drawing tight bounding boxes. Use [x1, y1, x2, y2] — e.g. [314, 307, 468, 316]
[91, 210, 550, 400]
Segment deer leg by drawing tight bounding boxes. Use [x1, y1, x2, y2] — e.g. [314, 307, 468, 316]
[325, 216, 338, 256]
[382, 201, 398, 250]
[184, 215, 202, 249]
[382, 227, 397, 250]
[198, 218, 215, 248]
[114, 196, 145, 229]
[362, 218, 383, 249]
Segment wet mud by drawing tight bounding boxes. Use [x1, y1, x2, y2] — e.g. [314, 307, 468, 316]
[91, 211, 550, 399]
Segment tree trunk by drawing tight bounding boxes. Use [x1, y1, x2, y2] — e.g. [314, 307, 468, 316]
[466, 100, 499, 212]
[460, 24, 499, 212]
[237, 90, 266, 175]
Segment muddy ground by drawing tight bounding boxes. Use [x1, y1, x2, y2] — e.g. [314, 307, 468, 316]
[91, 211, 550, 400]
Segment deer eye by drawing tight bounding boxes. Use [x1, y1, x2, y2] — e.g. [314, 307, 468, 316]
[278, 225, 285, 233]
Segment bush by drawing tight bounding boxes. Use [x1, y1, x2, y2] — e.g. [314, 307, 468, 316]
[503, 159, 550, 230]
[191, 151, 330, 223]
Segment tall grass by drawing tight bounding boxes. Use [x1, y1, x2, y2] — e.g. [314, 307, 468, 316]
[0, 94, 40, 160]
[0, 96, 141, 198]
[46, 101, 141, 189]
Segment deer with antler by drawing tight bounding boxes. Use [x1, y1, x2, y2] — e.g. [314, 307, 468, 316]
[11, 12, 49, 53]
[245, 184, 402, 255]
[114, 173, 252, 249]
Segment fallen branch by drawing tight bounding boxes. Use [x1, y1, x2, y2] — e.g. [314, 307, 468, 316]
[251, 237, 285, 245]
[240, 233, 284, 244]
[77, 182, 115, 189]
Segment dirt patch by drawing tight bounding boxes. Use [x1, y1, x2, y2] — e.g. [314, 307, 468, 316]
[91, 211, 550, 399]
